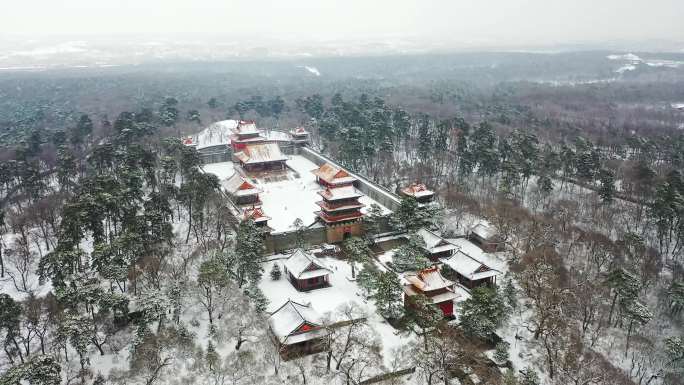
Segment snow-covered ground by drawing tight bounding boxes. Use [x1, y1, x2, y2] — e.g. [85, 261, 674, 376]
[193, 120, 238, 150]
[446, 238, 509, 274]
[260, 256, 410, 365]
[200, 161, 235, 181]
[202, 155, 391, 233]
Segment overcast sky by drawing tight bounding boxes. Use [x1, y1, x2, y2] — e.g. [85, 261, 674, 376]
[2, 0, 683, 46]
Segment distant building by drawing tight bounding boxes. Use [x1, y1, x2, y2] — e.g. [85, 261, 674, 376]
[403, 266, 459, 317]
[223, 173, 260, 206]
[440, 249, 501, 289]
[469, 223, 505, 252]
[289, 127, 310, 145]
[399, 183, 435, 204]
[415, 228, 458, 261]
[268, 300, 329, 360]
[283, 249, 332, 291]
[312, 163, 357, 188]
[230, 120, 265, 151]
[315, 186, 365, 242]
[233, 143, 288, 172]
[243, 206, 271, 228]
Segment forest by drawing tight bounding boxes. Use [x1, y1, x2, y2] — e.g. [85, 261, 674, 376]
[1, 51, 684, 385]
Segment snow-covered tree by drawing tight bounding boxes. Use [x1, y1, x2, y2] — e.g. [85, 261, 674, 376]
[392, 233, 430, 272]
[342, 236, 371, 279]
[494, 341, 510, 366]
[520, 367, 540, 385]
[270, 263, 282, 281]
[0, 354, 61, 385]
[370, 271, 404, 319]
[459, 286, 507, 340]
[196, 256, 232, 325]
[227, 220, 265, 288]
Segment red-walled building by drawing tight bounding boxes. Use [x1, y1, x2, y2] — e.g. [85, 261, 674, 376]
[283, 249, 332, 291]
[233, 143, 288, 172]
[312, 163, 357, 188]
[230, 120, 265, 151]
[223, 173, 260, 206]
[315, 186, 365, 242]
[402, 266, 459, 317]
[268, 300, 329, 360]
[400, 182, 435, 204]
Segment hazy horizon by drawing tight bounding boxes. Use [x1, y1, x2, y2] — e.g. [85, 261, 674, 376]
[2, 0, 684, 48]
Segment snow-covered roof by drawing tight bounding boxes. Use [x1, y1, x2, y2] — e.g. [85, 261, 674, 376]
[243, 207, 270, 223]
[284, 249, 332, 280]
[403, 266, 455, 292]
[470, 223, 498, 240]
[440, 250, 501, 281]
[290, 127, 309, 136]
[234, 143, 288, 164]
[223, 173, 259, 197]
[234, 120, 259, 135]
[318, 186, 363, 201]
[403, 284, 459, 304]
[416, 228, 458, 255]
[268, 300, 326, 344]
[401, 183, 434, 198]
[193, 120, 238, 150]
[312, 163, 357, 185]
[316, 200, 365, 212]
[262, 130, 292, 142]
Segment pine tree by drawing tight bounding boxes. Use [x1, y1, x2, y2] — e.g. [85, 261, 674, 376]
[371, 271, 404, 319]
[270, 263, 282, 281]
[605, 268, 640, 324]
[598, 168, 616, 204]
[665, 336, 684, 374]
[342, 236, 371, 279]
[0, 294, 23, 364]
[228, 220, 265, 288]
[0, 355, 61, 385]
[667, 281, 684, 316]
[357, 263, 380, 297]
[392, 234, 430, 272]
[502, 276, 518, 310]
[519, 367, 540, 385]
[363, 203, 385, 239]
[459, 286, 507, 340]
[494, 341, 510, 365]
[244, 286, 268, 313]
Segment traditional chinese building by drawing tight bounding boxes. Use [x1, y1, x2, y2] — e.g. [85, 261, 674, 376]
[230, 120, 265, 151]
[469, 223, 505, 252]
[415, 228, 458, 261]
[223, 173, 260, 206]
[315, 186, 365, 242]
[243, 206, 271, 228]
[284, 249, 332, 291]
[312, 163, 357, 188]
[289, 127, 310, 145]
[268, 300, 329, 360]
[400, 182, 435, 204]
[439, 249, 501, 289]
[402, 266, 458, 317]
[233, 143, 288, 172]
